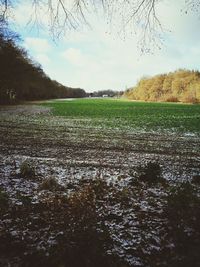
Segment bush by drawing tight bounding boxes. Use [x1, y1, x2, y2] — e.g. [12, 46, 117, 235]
[20, 160, 35, 178]
[182, 95, 198, 104]
[137, 162, 164, 185]
[165, 95, 179, 102]
[39, 177, 64, 191]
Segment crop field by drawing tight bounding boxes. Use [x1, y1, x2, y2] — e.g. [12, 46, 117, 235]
[0, 99, 200, 267]
[43, 99, 200, 134]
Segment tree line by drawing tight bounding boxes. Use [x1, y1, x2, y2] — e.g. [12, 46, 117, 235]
[0, 25, 86, 104]
[89, 90, 124, 98]
[124, 69, 200, 103]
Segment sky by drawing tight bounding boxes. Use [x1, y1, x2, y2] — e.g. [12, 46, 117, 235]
[9, 0, 200, 92]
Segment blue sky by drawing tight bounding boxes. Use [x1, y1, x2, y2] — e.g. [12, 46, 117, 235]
[10, 0, 200, 92]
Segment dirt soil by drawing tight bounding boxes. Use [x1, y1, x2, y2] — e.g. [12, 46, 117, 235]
[0, 104, 200, 267]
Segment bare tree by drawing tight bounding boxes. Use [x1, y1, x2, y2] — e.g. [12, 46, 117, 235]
[185, 0, 200, 11]
[0, 0, 199, 50]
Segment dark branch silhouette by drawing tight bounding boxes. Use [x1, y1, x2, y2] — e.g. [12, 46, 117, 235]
[0, 1, 199, 49]
[0, 0, 162, 48]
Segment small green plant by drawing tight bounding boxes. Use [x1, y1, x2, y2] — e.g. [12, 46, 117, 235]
[39, 177, 64, 191]
[20, 160, 35, 178]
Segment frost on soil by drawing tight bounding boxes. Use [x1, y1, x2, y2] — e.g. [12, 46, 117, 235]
[0, 105, 200, 267]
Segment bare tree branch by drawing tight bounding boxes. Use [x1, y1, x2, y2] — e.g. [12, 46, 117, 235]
[0, 0, 199, 51]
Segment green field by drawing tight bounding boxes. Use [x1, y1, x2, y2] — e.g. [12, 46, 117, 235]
[42, 99, 200, 134]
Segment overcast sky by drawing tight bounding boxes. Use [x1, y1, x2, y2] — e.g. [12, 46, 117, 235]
[10, 0, 200, 92]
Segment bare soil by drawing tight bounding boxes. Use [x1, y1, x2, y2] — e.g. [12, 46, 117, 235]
[0, 104, 200, 267]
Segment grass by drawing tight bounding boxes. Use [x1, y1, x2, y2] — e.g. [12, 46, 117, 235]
[41, 98, 200, 134]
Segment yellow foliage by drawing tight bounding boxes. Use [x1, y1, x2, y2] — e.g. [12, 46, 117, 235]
[124, 69, 200, 103]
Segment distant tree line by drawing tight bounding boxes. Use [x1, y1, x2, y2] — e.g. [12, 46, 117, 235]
[124, 69, 200, 103]
[0, 25, 86, 104]
[89, 90, 124, 98]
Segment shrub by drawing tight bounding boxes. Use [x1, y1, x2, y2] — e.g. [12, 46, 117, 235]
[165, 95, 179, 102]
[39, 177, 64, 191]
[90, 178, 108, 199]
[19, 160, 35, 178]
[182, 95, 198, 104]
[137, 162, 164, 185]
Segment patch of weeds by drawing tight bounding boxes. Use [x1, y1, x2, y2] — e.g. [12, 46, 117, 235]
[129, 176, 142, 187]
[90, 178, 109, 199]
[16, 192, 32, 205]
[137, 162, 165, 185]
[128, 168, 141, 186]
[77, 178, 109, 201]
[128, 168, 136, 177]
[66, 182, 77, 190]
[116, 187, 131, 207]
[0, 187, 9, 212]
[67, 184, 97, 223]
[19, 160, 35, 179]
[1, 189, 122, 267]
[53, 183, 118, 267]
[39, 177, 64, 191]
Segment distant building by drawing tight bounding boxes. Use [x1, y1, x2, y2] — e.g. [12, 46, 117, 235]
[102, 94, 108, 97]
[88, 93, 94, 97]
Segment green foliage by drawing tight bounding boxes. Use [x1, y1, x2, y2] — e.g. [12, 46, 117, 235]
[42, 98, 200, 134]
[124, 69, 200, 103]
[19, 160, 35, 178]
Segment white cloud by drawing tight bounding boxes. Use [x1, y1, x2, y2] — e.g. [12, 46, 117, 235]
[11, 2, 32, 26]
[62, 48, 86, 67]
[24, 37, 51, 53]
[35, 54, 51, 66]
